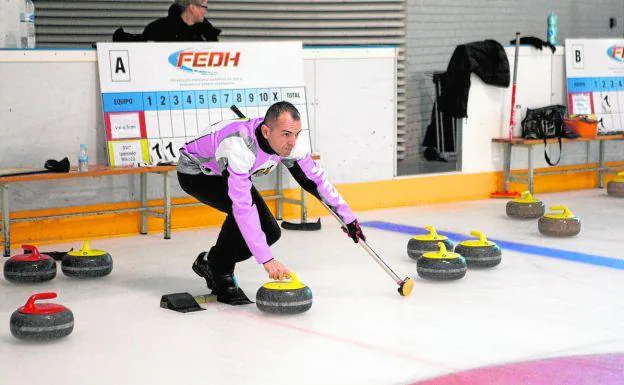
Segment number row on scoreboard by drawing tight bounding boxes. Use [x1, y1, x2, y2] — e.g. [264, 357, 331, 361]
[567, 76, 624, 93]
[102, 87, 306, 113]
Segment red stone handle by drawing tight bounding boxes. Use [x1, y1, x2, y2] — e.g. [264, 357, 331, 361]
[21, 245, 40, 259]
[23, 292, 57, 312]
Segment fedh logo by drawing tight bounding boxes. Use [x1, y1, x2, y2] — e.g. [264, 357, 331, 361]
[607, 45, 624, 63]
[168, 49, 241, 74]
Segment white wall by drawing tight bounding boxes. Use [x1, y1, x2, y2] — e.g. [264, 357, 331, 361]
[0, 47, 396, 211]
[462, 46, 624, 174]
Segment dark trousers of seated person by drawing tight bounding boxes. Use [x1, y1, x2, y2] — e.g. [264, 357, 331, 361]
[177, 172, 281, 275]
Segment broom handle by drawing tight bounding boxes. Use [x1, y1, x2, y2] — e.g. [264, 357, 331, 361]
[319, 201, 403, 284]
[509, 32, 521, 141]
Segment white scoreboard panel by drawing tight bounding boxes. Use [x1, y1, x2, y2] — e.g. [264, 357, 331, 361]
[566, 39, 624, 135]
[97, 42, 310, 166]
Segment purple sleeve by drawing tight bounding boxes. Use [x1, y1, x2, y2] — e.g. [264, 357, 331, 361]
[295, 154, 356, 224]
[226, 168, 272, 264]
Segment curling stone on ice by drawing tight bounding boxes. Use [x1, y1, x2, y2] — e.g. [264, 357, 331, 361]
[3, 245, 56, 283]
[454, 230, 502, 268]
[62, 240, 113, 278]
[10, 292, 74, 340]
[506, 191, 545, 219]
[417, 242, 467, 280]
[607, 172, 624, 197]
[407, 226, 454, 260]
[256, 272, 313, 314]
[538, 205, 581, 237]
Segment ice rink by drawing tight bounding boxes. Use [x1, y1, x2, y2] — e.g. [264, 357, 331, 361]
[1, 189, 623, 385]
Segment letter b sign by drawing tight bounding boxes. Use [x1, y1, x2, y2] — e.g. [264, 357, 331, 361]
[572, 45, 584, 69]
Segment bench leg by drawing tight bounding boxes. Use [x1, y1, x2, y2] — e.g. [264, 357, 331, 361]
[503, 143, 512, 192]
[276, 163, 283, 220]
[598, 140, 606, 189]
[1, 184, 9, 257]
[140, 173, 148, 235]
[527, 145, 534, 194]
[300, 186, 307, 222]
[164, 172, 171, 239]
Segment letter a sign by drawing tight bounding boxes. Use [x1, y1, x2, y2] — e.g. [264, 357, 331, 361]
[110, 50, 131, 82]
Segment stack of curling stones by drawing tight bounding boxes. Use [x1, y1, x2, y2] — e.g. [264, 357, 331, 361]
[417, 242, 467, 280]
[10, 292, 74, 340]
[538, 205, 581, 237]
[506, 191, 545, 219]
[454, 230, 502, 268]
[256, 272, 313, 314]
[407, 225, 454, 260]
[62, 240, 113, 278]
[607, 172, 624, 197]
[3, 245, 56, 283]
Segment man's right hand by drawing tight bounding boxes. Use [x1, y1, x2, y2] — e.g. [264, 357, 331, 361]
[263, 259, 291, 281]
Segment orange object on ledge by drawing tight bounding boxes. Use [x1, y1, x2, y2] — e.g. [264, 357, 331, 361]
[564, 116, 599, 138]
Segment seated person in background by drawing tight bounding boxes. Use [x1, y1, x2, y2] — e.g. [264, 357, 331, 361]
[141, 0, 221, 42]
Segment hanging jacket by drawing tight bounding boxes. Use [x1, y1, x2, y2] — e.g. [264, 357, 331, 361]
[438, 40, 510, 118]
[177, 117, 355, 264]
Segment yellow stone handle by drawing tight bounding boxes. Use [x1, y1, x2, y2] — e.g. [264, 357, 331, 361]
[549, 205, 573, 218]
[79, 240, 93, 256]
[618, 171, 624, 177]
[437, 241, 447, 255]
[288, 271, 301, 285]
[518, 190, 536, 202]
[424, 225, 439, 238]
[470, 230, 488, 245]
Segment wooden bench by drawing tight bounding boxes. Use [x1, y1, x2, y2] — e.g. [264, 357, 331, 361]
[0, 162, 315, 257]
[492, 135, 624, 193]
[0, 164, 176, 257]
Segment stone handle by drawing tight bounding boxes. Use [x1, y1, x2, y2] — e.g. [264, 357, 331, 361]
[24, 292, 57, 312]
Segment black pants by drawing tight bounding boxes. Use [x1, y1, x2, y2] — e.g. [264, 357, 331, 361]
[177, 172, 281, 274]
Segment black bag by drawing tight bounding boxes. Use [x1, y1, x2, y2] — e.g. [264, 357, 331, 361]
[521, 105, 567, 166]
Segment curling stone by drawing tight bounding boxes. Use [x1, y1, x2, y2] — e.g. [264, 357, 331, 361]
[407, 226, 454, 260]
[607, 172, 624, 197]
[61, 240, 113, 278]
[3, 245, 56, 283]
[454, 230, 502, 268]
[538, 205, 581, 237]
[506, 191, 545, 219]
[417, 242, 467, 280]
[10, 292, 74, 340]
[256, 272, 313, 314]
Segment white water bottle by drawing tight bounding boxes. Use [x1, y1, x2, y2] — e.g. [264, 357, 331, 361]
[19, 0, 35, 48]
[514, 104, 523, 136]
[79, 144, 89, 172]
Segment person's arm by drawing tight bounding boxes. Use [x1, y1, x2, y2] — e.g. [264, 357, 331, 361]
[222, 148, 291, 279]
[224, 167, 273, 264]
[142, 18, 175, 42]
[283, 151, 365, 243]
[215, 136, 273, 264]
[199, 18, 221, 41]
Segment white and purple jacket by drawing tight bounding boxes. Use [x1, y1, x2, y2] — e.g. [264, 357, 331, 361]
[177, 117, 355, 264]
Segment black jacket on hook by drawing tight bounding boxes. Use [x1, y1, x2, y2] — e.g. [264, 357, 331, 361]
[422, 40, 510, 154]
[438, 40, 510, 118]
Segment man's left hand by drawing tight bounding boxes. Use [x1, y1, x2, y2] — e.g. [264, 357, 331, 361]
[343, 219, 366, 243]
